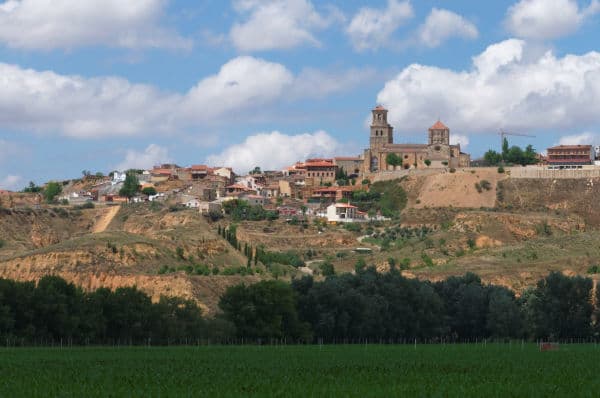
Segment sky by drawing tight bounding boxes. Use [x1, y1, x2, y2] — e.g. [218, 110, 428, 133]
[1, 0, 600, 189]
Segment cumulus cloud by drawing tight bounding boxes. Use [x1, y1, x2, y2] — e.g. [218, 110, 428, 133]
[0, 57, 371, 138]
[376, 39, 600, 134]
[0, 174, 22, 190]
[230, 0, 335, 52]
[418, 8, 478, 48]
[505, 0, 600, 40]
[450, 134, 470, 150]
[206, 130, 343, 173]
[346, 0, 413, 51]
[557, 132, 597, 145]
[0, 0, 191, 50]
[116, 144, 170, 171]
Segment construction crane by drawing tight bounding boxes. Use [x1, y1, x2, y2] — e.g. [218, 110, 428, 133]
[498, 129, 536, 149]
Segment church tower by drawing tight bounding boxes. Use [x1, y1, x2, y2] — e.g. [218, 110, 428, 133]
[370, 105, 393, 149]
[428, 120, 450, 145]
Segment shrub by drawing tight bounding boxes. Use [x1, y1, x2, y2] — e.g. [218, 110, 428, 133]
[424, 159, 431, 166]
[399, 258, 411, 270]
[497, 166, 505, 173]
[176, 247, 185, 260]
[361, 178, 371, 185]
[474, 183, 482, 193]
[587, 265, 600, 274]
[467, 238, 476, 249]
[449, 168, 456, 173]
[343, 222, 362, 233]
[421, 253, 434, 267]
[354, 258, 366, 273]
[0, 239, 5, 249]
[319, 261, 335, 276]
[480, 180, 492, 191]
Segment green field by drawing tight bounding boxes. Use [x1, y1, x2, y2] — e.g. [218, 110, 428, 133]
[1, 344, 600, 397]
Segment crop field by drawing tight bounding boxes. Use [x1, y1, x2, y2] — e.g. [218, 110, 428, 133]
[1, 344, 599, 397]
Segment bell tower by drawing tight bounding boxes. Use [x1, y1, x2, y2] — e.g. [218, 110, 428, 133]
[370, 105, 393, 149]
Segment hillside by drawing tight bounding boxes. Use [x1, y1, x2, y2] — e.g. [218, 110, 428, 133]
[2, 171, 600, 313]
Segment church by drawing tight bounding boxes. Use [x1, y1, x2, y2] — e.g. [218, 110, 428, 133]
[361, 106, 470, 173]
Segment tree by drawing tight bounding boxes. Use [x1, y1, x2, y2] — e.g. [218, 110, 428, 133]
[249, 166, 261, 175]
[23, 181, 42, 193]
[502, 137, 509, 160]
[386, 153, 401, 170]
[484, 150, 503, 166]
[119, 173, 140, 201]
[43, 181, 62, 203]
[141, 187, 157, 196]
[523, 272, 593, 339]
[219, 280, 311, 340]
[424, 159, 431, 167]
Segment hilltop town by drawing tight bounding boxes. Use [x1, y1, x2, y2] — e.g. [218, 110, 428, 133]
[3, 105, 600, 314]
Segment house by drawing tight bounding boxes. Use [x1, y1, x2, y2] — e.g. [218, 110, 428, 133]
[111, 171, 127, 185]
[304, 159, 337, 185]
[325, 203, 365, 223]
[225, 184, 253, 196]
[184, 198, 201, 208]
[213, 167, 235, 183]
[190, 165, 209, 180]
[239, 194, 269, 207]
[199, 201, 223, 215]
[546, 145, 593, 169]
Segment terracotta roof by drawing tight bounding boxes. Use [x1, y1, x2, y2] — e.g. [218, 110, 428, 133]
[305, 161, 336, 168]
[429, 120, 449, 130]
[191, 165, 208, 171]
[373, 105, 387, 111]
[548, 145, 592, 150]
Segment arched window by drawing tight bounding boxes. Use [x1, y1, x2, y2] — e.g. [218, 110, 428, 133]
[371, 156, 379, 171]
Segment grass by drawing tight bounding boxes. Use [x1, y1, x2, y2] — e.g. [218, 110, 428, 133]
[0, 344, 599, 397]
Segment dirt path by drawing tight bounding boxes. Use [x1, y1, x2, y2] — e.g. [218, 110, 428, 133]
[92, 205, 120, 233]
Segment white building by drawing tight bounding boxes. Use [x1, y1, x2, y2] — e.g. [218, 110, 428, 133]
[325, 203, 365, 223]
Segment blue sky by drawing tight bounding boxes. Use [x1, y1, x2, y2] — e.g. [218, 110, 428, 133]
[1, 0, 600, 189]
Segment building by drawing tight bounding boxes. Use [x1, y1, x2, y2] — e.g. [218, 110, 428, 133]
[304, 158, 337, 185]
[334, 157, 363, 176]
[325, 203, 365, 223]
[362, 106, 470, 172]
[546, 145, 593, 169]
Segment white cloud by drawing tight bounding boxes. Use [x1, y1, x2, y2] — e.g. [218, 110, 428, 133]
[116, 144, 170, 171]
[557, 132, 597, 145]
[230, 0, 334, 52]
[450, 134, 470, 150]
[0, 0, 190, 50]
[0, 57, 371, 138]
[0, 139, 21, 162]
[376, 39, 600, 134]
[206, 130, 343, 173]
[418, 8, 478, 48]
[182, 56, 294, 119]
[346, 0, 414, 52]
[505, 0, 600, 40]
[0, 174, 22, 190]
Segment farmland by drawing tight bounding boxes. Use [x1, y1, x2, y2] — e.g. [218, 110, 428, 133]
[1, 344, 600, 397]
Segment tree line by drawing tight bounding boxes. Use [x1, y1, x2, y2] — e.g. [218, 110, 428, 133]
[0, 270, 597, 345]
[219, 269, 598, 342]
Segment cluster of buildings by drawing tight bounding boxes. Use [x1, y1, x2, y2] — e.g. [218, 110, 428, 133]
[54, 105, 476, 223]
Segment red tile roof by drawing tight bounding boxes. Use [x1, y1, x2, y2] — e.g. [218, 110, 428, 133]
[374, 105, 387, 111]
[151, 169, 173, 175]
[429, 120, 449, 130]
[191, 165, 208, 171]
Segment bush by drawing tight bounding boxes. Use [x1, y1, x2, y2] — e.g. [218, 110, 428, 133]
[480, 180, 492, 191]
[497, 166, 505, 173]
[421, 253, 434, 267]
[587, 265, 600, 274]
[343, 222, 362, 233]
[176, 247, 185, 260]
[424, 159, 431, 166]
[0, 239, 5, 249]
[319, 261, 335, 276]
[449, 168, 456, 173]
[467, 238, 476, 249]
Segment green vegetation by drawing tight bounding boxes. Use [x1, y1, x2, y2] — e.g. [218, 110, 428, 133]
[2, 345, 600, 397]
[385, 153, 402, 169]
[485, 138, 538, 166]
[351, 179, 407, 218]
[222, 199, 278, 221]
[22, 181, 42, 193]
[141, 186, 157, 196]
[119, 172, 140, 201]
[43, 181, 62, 203]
